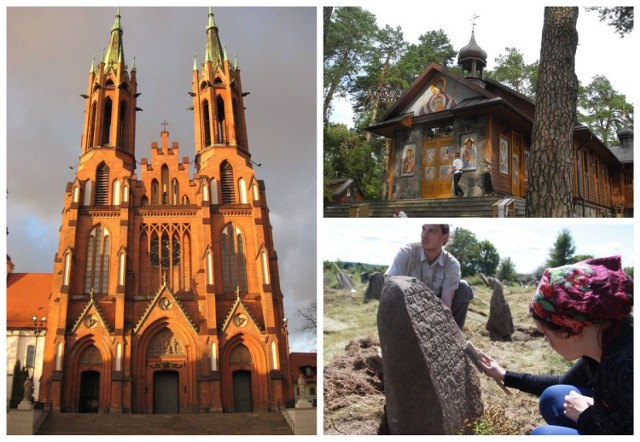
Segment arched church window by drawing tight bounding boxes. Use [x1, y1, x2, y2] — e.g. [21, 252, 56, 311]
[216, 96, 226, 143]
[203, 99, 212, 147]
[210, 178, 218, 204]
[161, 164, 169, 204]
[151, 179, 159, 204]
[221, 224, 247, 293]
[88, 101, 97, 148]
[118, 100, 127, 148]
[95, 163, 110, 206]
[102, 97, 112, 145]
[182, 195, 190, 205]
[150, 233, 181, 269]
[172, 179, 179, 205]
[84, 224, 111, 295]
[220, 162, 235, 204]
[238, 178, 247, 204]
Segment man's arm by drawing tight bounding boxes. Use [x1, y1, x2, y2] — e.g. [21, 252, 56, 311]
[440, 289, 455, 310]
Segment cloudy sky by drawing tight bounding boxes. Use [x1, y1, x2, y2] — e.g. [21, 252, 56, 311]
[331, 2, 636, 125]
[4, 6, 317, 351]
[321, 219, 634, 274]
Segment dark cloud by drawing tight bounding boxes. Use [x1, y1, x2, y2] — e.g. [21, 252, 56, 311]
[6, 7, 317, 351]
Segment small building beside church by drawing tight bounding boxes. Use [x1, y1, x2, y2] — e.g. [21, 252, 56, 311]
[365, 30, 632, 217]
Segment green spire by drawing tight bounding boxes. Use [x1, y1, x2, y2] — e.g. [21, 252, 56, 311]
[103, 7, 125, 70]
[205, 7, 224, 68]
[90, 55, 96, 73]
[131, 56, 136, 72]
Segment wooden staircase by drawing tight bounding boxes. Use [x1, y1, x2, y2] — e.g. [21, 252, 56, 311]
[36, 411, 293, 435]
[323, 196, 527, 218]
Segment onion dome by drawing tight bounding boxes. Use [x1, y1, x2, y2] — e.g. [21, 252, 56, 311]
[458, 30, 487, 78]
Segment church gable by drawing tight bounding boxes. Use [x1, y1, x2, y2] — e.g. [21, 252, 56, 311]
[221, 295, 263, 335]
[133, 283, 198, 334]
[382, 63, 490, 122]
[69, 296, 112, 335]
[402, 73, 480, 117]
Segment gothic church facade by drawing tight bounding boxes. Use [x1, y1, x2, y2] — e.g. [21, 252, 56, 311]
[39, 9, 293, 414]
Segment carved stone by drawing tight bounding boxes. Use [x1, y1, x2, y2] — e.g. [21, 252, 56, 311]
[485, 277, 515, 340]
[377, 276, 483, 434]
[364, 272, 385, 302]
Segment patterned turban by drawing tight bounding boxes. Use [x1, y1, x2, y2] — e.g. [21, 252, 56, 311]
[530, 256, 633, 331]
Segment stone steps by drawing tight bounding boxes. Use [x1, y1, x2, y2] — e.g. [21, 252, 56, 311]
[324, 196, 526, 218]
[36, 411, 293, 435]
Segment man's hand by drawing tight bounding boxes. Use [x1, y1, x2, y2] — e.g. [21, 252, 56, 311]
[563, 390, 593, 422]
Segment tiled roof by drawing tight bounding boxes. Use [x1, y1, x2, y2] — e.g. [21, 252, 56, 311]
[290, 352, 317, 382]
[6, 273, 52, 328]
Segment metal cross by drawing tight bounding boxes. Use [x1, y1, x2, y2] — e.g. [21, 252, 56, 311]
[161, 120, 169, 131]
[470, 14, 480, 32]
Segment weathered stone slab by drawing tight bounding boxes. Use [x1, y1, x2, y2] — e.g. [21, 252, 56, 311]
[485, 277, 515, 340]
[364, 272, 384, 302]
[377, 276, 483, 435]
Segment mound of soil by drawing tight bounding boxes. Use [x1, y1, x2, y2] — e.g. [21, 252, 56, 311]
[323, 337, 387, 435]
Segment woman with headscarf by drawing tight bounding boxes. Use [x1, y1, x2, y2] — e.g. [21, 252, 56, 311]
[476, 256, 633, 435]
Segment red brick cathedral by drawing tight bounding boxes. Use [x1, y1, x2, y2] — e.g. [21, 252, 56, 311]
[39, 8, 293, 413]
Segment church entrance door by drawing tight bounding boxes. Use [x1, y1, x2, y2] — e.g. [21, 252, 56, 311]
[153, 370, 179, 413]
[79, 370, 100, 413]
[232, 370, 252, 412]
[421, 136, 455, 199]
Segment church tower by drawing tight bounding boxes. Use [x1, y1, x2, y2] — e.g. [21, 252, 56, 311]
[40, 8, 292, 414]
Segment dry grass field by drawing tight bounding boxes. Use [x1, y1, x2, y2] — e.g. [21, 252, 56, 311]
[323, 263, 573, 435]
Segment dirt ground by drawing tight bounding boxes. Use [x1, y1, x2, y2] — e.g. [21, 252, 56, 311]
[323, 277, 568, 435]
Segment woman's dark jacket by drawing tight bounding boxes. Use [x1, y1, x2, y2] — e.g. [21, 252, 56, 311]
[504, 316, 633, 434]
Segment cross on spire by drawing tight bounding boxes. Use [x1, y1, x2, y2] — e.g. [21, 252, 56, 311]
[161, 120, 169, 131]
[470, 14, 480, 32]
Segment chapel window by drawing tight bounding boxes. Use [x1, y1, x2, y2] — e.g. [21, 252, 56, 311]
[95, 163, 110, 206]
[220, 162, 235, 204]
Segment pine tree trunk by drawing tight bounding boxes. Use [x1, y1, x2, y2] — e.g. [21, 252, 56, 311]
[526, 7, 579, 217]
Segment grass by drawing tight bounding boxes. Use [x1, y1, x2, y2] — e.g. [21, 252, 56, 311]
[323, 266, 574, 435]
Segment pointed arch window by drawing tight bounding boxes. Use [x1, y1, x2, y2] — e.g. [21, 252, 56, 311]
[210, 178, 219, 204]
[151, 179, 159, 204]
[102, 97, 113, 145]
[118, 100, 127, 148]
[216, 95, 226, 143]
[221, 224, 247, 293]
[95, 163, 110, 206]
[220, 162, 235, 204]
[84, 225, 111, 295]
[172, 178, 179, 205]
[161, 164, 169, 204]
[88, 101, 97, 148]
[203, 99, 212, 147]
[238, 178, 247, 204]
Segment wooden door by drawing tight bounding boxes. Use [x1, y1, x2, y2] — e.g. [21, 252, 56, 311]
[232, 370, 252, 412]
[421, 136, 454, 198]
[153, 370, 179, 413]
[79, 370, 100, 413]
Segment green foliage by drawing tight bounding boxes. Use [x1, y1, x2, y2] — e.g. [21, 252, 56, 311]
[498, 257, 517, 283]
[463, 405, 520, 435]
[546, 228, 576, 267]
[586, 6, 634, 37]
[397, 30, 457, 84]
[477, 240, 501, 276]
[577, 75, 634, 146]
[447, 228, 480, 277]
[323, 7, 379, 122]
[624, 267, 633, 278]
[324, 123, 385, 201]
[485, 47, 539, 98]
[571, 254, 595, 263]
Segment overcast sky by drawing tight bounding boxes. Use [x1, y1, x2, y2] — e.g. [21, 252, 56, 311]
[4, 6, 317, 351]
[331, 2, 637, 126]
[321, 219, 634, 274]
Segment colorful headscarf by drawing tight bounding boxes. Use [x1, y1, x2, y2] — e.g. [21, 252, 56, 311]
[530, 256, 633, 331]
